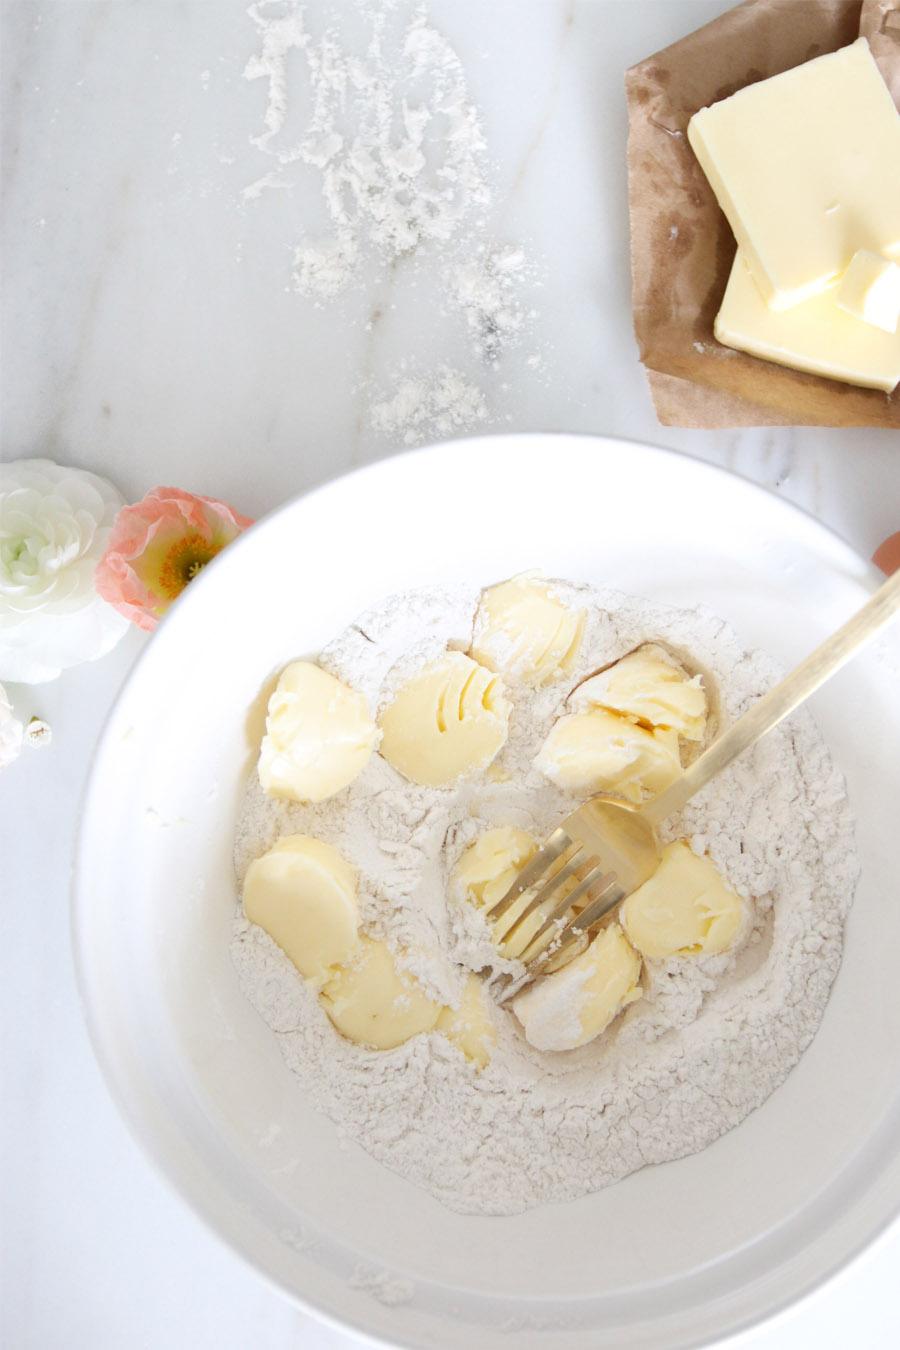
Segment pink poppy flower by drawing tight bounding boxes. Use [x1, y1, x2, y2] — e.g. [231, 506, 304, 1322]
[95, 487, 253, 632]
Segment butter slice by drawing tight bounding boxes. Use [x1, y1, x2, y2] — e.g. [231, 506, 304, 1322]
[535, 708, 681, 803]
[455, 826, 537, 910]
[454, 826, 542, 959]
[243, 835, 358, 982]
[622, 841, 744, 960]
[573, 646, 707, 742]
[320, 936, 443, 1050]
[436, 975, 497, 1069]
[471, 576, 584, 686]
[454, 826, 578, 960]
[379, 652, 510, 787]
[688, 38, 900, 310]
[513, 923, 642, 1052]
[837, 250, 900, 334]
[258, 661, 379, 803]
[716, 251, 900, 393]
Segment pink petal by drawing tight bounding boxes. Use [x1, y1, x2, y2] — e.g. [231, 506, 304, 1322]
[94, 485, 253, 631]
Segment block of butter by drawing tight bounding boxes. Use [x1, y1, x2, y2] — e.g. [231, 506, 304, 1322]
[243, 835, 359, 982]
[379, 652, 510, 787]
[470, 576, 584, 686]
[258, 661, 379, 804]
[535, 707, 682, 802]
[688, 38, 900, 311]
[320, 936, 443, 1051]
[837, 250, 900, 335]
[621, 840, 744, 960]
[453, 826, 584, 961]
[715, 250, 900, 393]
[572, 646, 707, 742]
[436, 975, 497, 1069]
[512, 923, 642, 1052]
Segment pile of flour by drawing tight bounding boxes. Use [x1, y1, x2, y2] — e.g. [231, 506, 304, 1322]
[230, 581, 858, 1216]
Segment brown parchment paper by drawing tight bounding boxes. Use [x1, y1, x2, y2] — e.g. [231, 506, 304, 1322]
[626, 0, 900, 428]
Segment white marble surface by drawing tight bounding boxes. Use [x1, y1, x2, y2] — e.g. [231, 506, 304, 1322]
[2, 1, 899, 1347]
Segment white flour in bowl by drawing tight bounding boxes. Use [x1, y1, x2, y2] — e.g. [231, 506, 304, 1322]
[230, 581, 858, 1216]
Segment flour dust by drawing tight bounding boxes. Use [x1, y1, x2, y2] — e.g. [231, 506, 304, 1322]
[240, 0, 546, 443]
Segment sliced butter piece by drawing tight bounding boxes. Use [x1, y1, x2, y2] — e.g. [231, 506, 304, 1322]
[621, 840, 744, 959]
[455, 826, 587, 961]
[379, 651, 510, 787]
[320, 936, 443, 1050]
[455, 826, 537, 909]
[836, 250, 900, 334]
[453, 826, 551, 960]
[535, 708, 681, 803]
[258, 661, 379, 803]
[574, 646, 707, 741]
[436, 975, 497, 1069]
[470, 576, 584, 686]
[513, 923, 642, 1052]
[715, 251, 900, 394]
[243, 835, 358, 981]
[688, 38, 900, 310]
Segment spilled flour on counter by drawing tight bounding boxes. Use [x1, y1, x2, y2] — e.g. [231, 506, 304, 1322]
[230, 582, 859, 1215]
[369, 364, 487, 444]
[241, 0, 544, 441]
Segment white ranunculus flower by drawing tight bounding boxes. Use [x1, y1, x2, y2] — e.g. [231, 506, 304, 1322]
[0, 682, 24, 768]
[0, 458, 129, 683]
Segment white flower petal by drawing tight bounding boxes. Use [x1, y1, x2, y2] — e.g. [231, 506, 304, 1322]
[0, 459, 128, 684]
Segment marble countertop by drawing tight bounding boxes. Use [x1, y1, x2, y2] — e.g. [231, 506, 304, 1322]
[2, 1, 898, 1347]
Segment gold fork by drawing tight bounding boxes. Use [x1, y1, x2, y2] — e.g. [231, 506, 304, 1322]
[488, 568, 900, 1000]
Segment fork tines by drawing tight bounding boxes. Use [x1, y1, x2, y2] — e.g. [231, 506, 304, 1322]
[485, 827, 622, 983]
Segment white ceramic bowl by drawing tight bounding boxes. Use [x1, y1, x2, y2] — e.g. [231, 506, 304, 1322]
[74, 435, 900, 1350]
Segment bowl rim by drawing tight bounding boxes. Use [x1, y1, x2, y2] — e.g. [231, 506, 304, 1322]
[71, 431, 894, 1350]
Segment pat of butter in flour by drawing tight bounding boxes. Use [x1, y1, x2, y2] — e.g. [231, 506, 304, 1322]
[470, 576, 585, 686]
[379, 651, 510, 787]
[535, 708, 681, 802]
[455, 826, 537, 910]
[454, 827, 585, 961]
[436, 975, 497, 1069]
[258, 661, 379, 803]
[320, 936, 443, 1051]
[621, 840, 744, 960]
[715, 250, 900, 392]
[572, 646, 707, 741]
[836, 250, 900, 334]
[243, 835, 359, 982]
[513, 923, 642, 1052]
[687, 38, 900, 310]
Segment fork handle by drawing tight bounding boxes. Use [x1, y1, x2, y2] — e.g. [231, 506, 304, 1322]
[641, 567, 900, 829]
